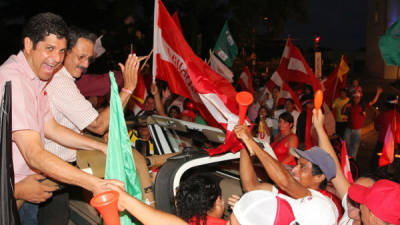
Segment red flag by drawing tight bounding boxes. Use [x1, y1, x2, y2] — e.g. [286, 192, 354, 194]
[278, 38, 321, 92]
[379, 110, 399, 167]
[238, 66, 254, 94]
[340, 141, 354, 183]
[130, 71, 148, 113]
[153, 0, 247, 154]
[172, 11, 183, 32]
[322, 56, 349, 106]
[380, 124, 395, 167]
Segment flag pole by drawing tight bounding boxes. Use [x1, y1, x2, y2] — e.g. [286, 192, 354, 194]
[140, 49, 153, 71]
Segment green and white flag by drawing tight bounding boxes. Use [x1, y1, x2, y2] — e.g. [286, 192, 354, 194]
[213, 21, 238, 67]
[379, 17, 400, 66]
[105, 71, 142, 225]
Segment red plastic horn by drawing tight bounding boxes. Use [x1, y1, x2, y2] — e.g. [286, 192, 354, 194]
[314, 90, 323, 116]
[236, 91, 254, 125]
[90, 190, 121, 225]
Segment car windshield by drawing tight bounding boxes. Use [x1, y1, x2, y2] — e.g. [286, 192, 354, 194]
[148, 115, 226, 153]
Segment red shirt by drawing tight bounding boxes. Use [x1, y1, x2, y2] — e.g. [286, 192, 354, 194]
[189, 216, 227, 225]
[271, 133, 298, 166]
[348, 104, 366, 129]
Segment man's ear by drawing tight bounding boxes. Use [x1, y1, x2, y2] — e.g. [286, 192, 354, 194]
[313, 174, 326, 184]
[24, 37, 33, 54]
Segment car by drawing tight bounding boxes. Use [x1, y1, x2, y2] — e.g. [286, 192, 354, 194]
[73, 115, 274, 223]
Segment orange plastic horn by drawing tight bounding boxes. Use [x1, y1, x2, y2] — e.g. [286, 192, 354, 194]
[314, 90, 324, 116]
[90, 191, 121, 225]
[236, 91, 254, 125]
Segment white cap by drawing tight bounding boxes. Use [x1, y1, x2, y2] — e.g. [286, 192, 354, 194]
[233, 190, 338, 225]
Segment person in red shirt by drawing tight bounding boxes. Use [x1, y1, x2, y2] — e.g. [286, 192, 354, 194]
[175, 174, 226, 225]
[342, 87, 382, 158]
[270, 112, 298, 166]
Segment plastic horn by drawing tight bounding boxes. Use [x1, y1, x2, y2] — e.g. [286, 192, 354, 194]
[236, 91, 254, 125]
[314, 90, 324, 116]
[90, 191, 121, 225]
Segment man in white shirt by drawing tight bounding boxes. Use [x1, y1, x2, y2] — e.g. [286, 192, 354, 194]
[41, 26, 140, 225]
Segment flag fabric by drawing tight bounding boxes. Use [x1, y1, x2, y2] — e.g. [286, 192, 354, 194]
[278, 38, 321, 92]
[172, 11, 183, 32]
[265, 39, 302, 111]
[322, 55, 349, 106]
[130, 67, 148, 114]
[340, 141, 354, 183]
[153, 0, 246, 155]
[105, 72, 142, 225]
[379, 109, 400, 167]
[379, 17, 400, 66]
[0, 81, 21, 225]
[213, 21, 238, 67]
[209, 50, 234, 82]
[238, 66, 254, 94]
[379, 124, 395, 167]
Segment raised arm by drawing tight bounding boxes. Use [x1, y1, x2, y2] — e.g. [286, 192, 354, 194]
[239, 148, 272, 192]
[368, 86, 382, 106]
[312, 109, 350, 199]
[106, 183, 188, 225]
[151, 82, 167, 116]
[86, 54, 139, 135]
[234, 125, 310, 198]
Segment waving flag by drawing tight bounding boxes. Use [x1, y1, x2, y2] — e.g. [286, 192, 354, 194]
[105, 72, 142, 225]
[340, 141, 354, 183]
[213, 21, 238, 67]
[238, 66, 254, 94]
[265, 39, 302, 111]
[153, 0, 246, 154]
[322, 55, 349, 106]
[172, 11, 183, 32]
[209, 50, 234, 82]
[379, 109, 400, 167]
[278, 38, 321, 92]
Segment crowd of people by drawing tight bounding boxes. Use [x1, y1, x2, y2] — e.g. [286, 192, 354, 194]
[0, 11, 400, 225]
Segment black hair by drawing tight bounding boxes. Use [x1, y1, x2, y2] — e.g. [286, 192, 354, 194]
[176, 174, 221, 225]
[311, 163, 328, 190]
[67, 26, 97, 50]
[279, 111, 294, 124]
[285, 98, 294, 105]
[168, 105, 181, 117]
[21, 12, 68, 50]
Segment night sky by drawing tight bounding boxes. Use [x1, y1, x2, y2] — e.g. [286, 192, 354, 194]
[284, 0, 367, 51]
[0, 0, 368, 63]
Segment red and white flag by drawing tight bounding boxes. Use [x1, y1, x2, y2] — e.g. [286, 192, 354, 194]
[340, 141, 354, 183]
[238, 66, 254, 94]
[379, 109, 400, 167]
[265, 40, 302, 111]
[209, 50, 234, 83]
[153, 0, 247, 154]
[279, 38, 321, 92]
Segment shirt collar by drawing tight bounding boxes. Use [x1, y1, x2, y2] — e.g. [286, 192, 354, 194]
[60, 67, 76, 81]
[16, 51, 38, 81]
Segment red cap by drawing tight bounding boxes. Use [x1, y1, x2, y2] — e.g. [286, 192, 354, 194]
[349, 179, 400, 224]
